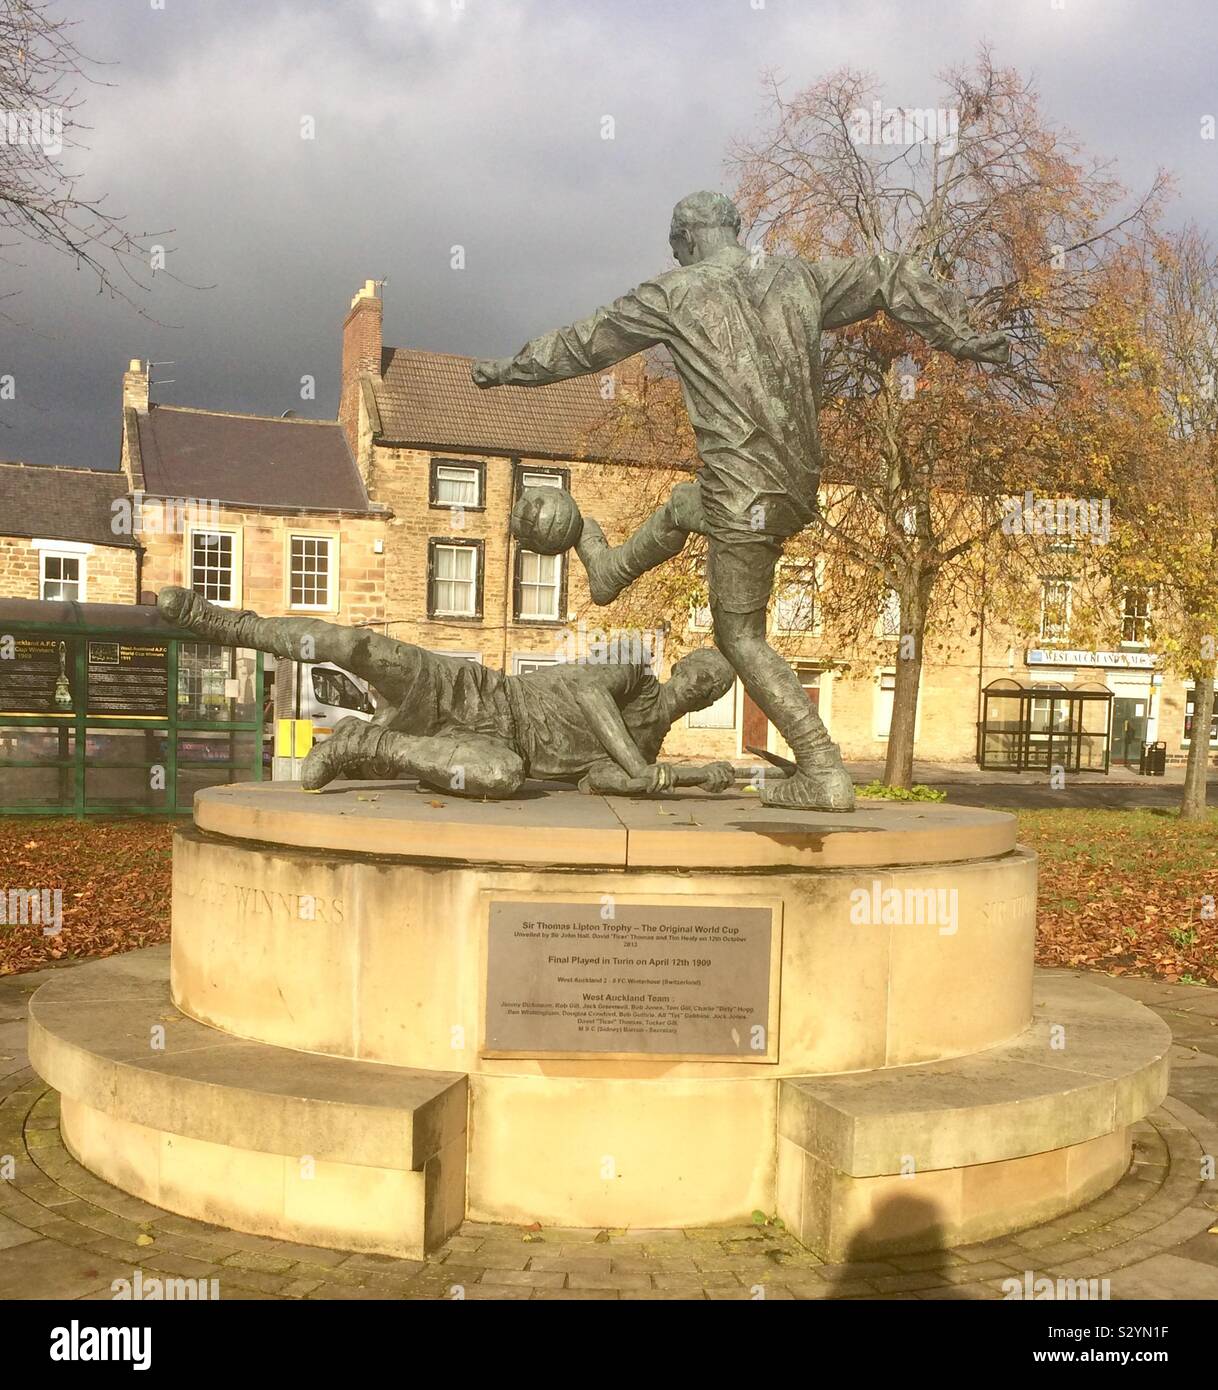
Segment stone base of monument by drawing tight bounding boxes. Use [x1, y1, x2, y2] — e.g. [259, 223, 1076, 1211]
[28, 782, 1170, 1261]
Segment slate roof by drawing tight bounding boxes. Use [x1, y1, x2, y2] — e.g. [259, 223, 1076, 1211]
[374, 347, 649, 462]
[0, 463, 136, 548]
[134, 407, 371, 512]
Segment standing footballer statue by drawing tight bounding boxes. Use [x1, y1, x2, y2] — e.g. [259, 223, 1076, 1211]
[473, 191, 1010, 811]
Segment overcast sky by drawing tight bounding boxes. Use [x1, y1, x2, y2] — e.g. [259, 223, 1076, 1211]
[4, 0, 1216, 471]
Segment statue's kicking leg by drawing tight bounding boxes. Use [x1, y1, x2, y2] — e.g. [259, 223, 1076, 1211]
[157, 587, 415, 704]
[707, 536, 855, 813]
[519, 482, 702, 606]
[301, 718, 525, 798]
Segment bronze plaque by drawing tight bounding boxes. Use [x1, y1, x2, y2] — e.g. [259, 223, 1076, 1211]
[484, 899, 775, 1059]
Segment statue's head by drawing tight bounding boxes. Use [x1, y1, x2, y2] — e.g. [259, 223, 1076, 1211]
[669, 191, 742, 265]
[665, 647, 735, 714]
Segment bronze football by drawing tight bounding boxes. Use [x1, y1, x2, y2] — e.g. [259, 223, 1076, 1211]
[510, 487, 583, 555]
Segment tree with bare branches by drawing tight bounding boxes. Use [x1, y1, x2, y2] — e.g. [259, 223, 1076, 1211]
[1, 0, 165, 320]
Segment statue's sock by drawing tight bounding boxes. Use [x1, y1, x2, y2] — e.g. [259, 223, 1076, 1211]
[576, 506, 688, 605]
[786, 718, 846, 773]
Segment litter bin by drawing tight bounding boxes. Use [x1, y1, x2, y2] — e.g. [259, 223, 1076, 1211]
[1138, 740, 1167, 776]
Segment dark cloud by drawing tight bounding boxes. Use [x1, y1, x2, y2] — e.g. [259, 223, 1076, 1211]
[3, 0, 1213, 470]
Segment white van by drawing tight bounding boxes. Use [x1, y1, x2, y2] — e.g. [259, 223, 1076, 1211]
[264, 658, 375, 771]
[303, 662, 376, 736]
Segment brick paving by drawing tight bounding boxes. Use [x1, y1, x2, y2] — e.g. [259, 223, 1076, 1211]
[1, 965, 1216, 1300]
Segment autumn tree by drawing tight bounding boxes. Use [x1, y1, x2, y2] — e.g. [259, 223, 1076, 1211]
[1102, 228, 1218, 819]
[719, 51, 1164, 786]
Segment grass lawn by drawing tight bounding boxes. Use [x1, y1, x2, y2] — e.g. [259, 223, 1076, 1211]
[1016, 807, 1218, 986]
[0, 807, 1215, 985]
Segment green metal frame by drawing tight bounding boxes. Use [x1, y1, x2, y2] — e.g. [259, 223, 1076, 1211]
[0, 613, 263, 817]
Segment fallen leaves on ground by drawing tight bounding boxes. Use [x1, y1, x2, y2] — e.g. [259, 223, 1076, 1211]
[0, 807, 1215, 987]
[0, 818, 174, 976]
[1018, 808, 1218, 986]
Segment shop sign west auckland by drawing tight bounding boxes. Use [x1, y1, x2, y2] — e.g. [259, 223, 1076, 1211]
[1027, 649, 1157, 670]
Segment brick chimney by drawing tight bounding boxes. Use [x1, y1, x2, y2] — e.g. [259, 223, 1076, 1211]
[123, 358, 149, 413]
[340, 279, 383, 456]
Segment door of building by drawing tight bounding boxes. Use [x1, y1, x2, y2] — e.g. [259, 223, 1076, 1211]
[742, 669, 821, 755]
[1112, 696, 1148, 767]
[742, 690, 768, 751]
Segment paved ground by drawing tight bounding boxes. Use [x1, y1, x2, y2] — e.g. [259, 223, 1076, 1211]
[873, 781, 1208, 812]
[846, 761, 1217, 811]
[1, 963, 1216, 1301]
[713, 755, 1218, 811]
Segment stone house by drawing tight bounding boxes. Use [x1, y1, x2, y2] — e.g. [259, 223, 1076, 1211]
[1, 277, 1212, 771]
[118, 359, 387, 629]
[0, 463, 139, 604]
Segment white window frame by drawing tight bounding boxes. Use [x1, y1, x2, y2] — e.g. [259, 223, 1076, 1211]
[286, 531, 339, 613]
[513, 654, 562, 676]
[517, 549, 562, 622]
[689, 600, 712, 632]
[684, 555, 713, 632]
[430, 542, 480, 618]
[513, 471, 567, 622]
[874, 667, 897, 740]
[1039, 579, 1072, 642]
[877, 587, 902, 640]
[1030, 682, 1071, 733]
[185, 525, 242, 608]
[687, 677, 738, 730]
[520, 470, 564, 491]
[772, 558, 821, 636]
[1182, 685, 1218, 748]
[33, 539, 91, 602]
[873, 663, 925, 742]
[432, 461, 483, 508]
[1120, 588, 1151, 648]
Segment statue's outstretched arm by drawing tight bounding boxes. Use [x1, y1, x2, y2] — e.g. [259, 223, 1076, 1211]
[473, 282, 668, 388]
[573, 683, 675, 791]
[811, 253, 1009, 364]
[158, 587, 422, 705]
[583, 759, 735, 796]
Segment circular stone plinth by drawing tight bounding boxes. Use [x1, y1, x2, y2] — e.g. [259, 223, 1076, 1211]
[175, 782, 1034, 1078]
[171, 782, 1039, 1232]
[193, 780, 1017, 870]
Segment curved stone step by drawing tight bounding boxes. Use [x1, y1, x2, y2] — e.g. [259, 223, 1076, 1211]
[776, 972, 1172, 1258]
[28, 948, 467, 1258]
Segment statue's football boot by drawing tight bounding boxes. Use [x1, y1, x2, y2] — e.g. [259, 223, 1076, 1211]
[157, 586, 270, 651]
[759, 743, 856, 812]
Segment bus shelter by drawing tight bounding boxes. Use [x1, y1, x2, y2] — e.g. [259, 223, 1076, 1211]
[0, 598, 263, 816]
[977, 676, 1113, 774]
